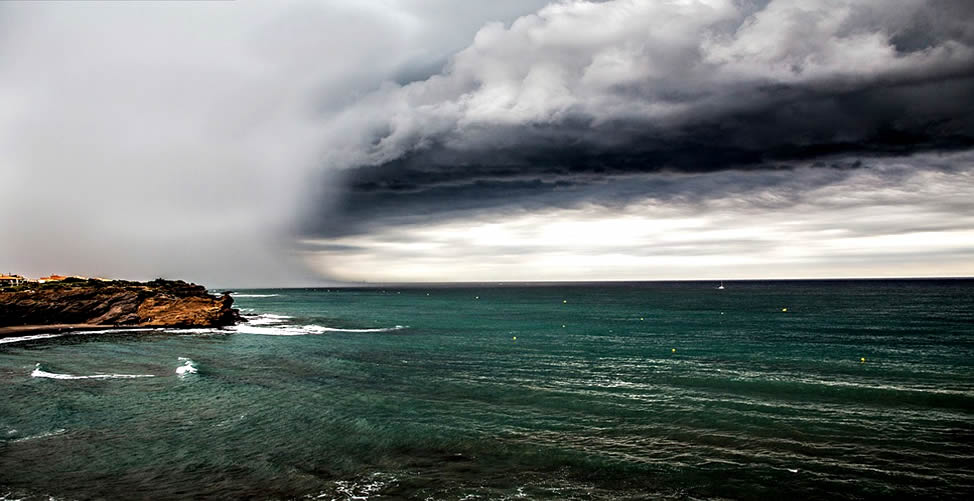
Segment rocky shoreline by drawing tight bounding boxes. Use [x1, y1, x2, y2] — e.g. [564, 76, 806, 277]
[0, 278, 240, 337]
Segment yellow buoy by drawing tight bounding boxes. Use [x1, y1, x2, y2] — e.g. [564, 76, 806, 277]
[860, 357, 866, 363]
[513, 336, 517, 341]
[781, 308, 788, 312]
[640, 317, 644, 321]
[563, 300, 567, 304]
[672, 348, 677, 353]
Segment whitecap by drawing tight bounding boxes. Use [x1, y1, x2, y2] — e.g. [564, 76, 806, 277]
[230, 324, 406, 336]
[0, 327, 158, 345]
[231, 294, 280, 298]
[176, 358, 198, 376]
[169, 328, 222, 334]
[31, 363, 154, 380]
[303, 324, 406, 333]
[11, 428, 67, 443]
[324, 472, 398, 500]
[244, 313, 293, 325]
[0, 333, 67, 344]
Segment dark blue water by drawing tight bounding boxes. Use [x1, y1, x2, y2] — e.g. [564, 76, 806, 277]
[2, 280, 973, 499]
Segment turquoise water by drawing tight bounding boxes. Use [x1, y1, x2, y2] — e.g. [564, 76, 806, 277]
[2, 280, 973, 500]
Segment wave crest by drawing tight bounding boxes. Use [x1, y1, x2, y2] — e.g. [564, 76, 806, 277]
[31, 363, 154, 380]
[230, 323, 406, 336]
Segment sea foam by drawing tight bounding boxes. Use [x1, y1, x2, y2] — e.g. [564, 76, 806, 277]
[0, 333, 67, 345]
[230, 323, 406, 336]
[245, 313, 293, 325]
[176, 357, 198, 376]
[10, 428, 67, 443]
[0, 328, 157, 345]
[31, 363, 154, 380]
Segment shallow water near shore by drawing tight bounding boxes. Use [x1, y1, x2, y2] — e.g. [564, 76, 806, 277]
[2, 280, 973, 500]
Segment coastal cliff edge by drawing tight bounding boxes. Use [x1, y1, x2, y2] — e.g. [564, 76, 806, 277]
[0, 278, 240, 335]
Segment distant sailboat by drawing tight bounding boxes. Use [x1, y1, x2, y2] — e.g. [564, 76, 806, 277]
[717, 281, 725, 290]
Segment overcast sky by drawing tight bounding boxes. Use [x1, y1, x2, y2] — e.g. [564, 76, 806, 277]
[1, 0, 972, 286]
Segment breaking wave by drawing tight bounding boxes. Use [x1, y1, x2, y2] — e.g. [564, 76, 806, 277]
[230, 323, 406, 336]
[31, 363, 154, 380]
[0, 333, 67, 345]
[176, 357, 198, 376]
[10, 428, 67, 443]
[0, 328, 157, 345]
[245, 313, 293, 325]
[231, 311, 405, 336]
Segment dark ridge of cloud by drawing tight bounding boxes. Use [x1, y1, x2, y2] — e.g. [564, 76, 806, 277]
[306, 86, 974, 238]
[300, 0, 974, 239]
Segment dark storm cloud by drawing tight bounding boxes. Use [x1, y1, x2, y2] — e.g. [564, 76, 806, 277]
[303, 0, 974, 238]
[303, 151, 974, 281]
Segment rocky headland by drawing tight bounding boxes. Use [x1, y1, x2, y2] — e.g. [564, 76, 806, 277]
[0, 278, 240, 335]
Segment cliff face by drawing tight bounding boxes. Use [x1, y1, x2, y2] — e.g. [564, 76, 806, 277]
[0, 279, 240, 328]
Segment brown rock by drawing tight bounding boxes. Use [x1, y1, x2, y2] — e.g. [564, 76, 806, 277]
[0, 279, 241, 329]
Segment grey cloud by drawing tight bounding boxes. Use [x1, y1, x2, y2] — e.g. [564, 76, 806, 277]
[3, 0, 972, 284]
[306, 152, 974, 281]
[0, 0, 548, 286]
[300, 0, 974, 241]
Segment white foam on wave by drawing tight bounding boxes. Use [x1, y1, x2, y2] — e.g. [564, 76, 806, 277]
[31, 363, 154, 380]
[318, 472, 398, 500]
[230, 323, 406, 336]
[0, 328, 158, 345]
[0, 333, 66, 344]
[176, 357, 198, 376]
[305, 324, 407, 333]
[11, 428, 67, 443]
[231, 293, 280, 298]
[245, 313, 293, 325]
[169, 328, 223, 334]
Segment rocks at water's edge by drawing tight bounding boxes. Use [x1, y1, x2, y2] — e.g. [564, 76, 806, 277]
[0, 278, 241, 328]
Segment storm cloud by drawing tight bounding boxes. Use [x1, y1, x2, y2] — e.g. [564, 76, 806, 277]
[304, 0, 974, 240]
[2, 0, 973, 284]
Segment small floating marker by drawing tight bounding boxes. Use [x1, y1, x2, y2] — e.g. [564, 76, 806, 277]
[426, 293, 430, 296]
[672, 348, 677, 353]
[720, 312, 725, 315]
[475, 296, 479, 299]
[860, 357, 866, 363]
[562, 299, 567, 304]
[513, 336, 517, 341]
[781, 308, 788, 312]
[640, 317, 644, 321]
[562, 324, 566, 328]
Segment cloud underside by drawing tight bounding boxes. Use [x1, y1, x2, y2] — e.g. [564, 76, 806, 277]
[296, 0, 974, 280]
[303, 152, 974, 281]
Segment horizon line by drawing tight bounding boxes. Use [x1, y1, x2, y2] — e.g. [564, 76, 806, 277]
[216, 275, 974, 289]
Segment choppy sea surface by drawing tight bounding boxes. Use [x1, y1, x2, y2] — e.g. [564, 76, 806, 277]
[2, 280, 973, 500]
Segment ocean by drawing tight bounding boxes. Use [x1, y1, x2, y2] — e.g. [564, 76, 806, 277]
[1, 280, 972, 500]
